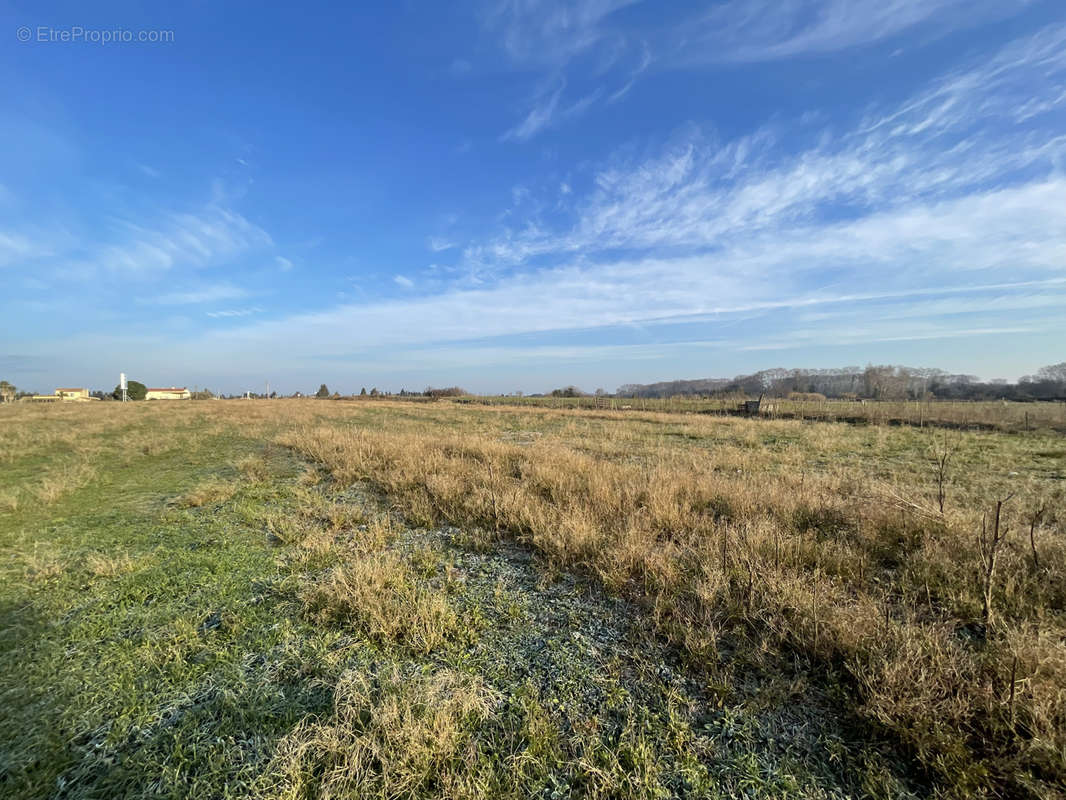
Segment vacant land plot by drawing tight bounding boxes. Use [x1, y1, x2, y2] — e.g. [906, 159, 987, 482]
[1, 400, 1063, 799]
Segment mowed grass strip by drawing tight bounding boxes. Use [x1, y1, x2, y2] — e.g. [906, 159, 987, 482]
[0, 410, 344, 798]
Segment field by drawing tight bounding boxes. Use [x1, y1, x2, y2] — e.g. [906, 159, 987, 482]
[1, 399, 1064, 799]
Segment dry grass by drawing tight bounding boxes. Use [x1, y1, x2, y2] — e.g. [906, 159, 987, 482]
[264, 667, 497, 800]
[301, 551, 462, 654]
[175, 478, 240, 508]
[83, 551, 138, 578]
[0, 488, 19, 513]
[234, 453, 272, 483]
[30, 462, 98, 505]
[280, 406, 1066, 798]
[470, 394, 1066, 433]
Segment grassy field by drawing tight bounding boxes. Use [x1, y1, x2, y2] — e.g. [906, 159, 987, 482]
[1, 399, 1063, 799]
[467, 395, 1066, 434]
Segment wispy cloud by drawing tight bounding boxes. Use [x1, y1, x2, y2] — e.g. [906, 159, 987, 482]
[147, 284, 250, 305]
[427, 236, 457, 252]
[474, 24, 1066, 267]
[676, 0, 1034, 64]
[38, 203, 274, 282]
[205, 307, 264, 318]
[485, 0, 637, 69]
[393, 274, 414, 288]
[275, 255, 294, 271]
[485, 0, 1036, 140]
[0, 230, 52, 267]
[485, 0, 644, 140]
[198, 25, 1066, 367]
[502, 83, 603, 141]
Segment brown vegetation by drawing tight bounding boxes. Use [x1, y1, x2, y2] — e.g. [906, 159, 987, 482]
[264, 667, 497, 799]
[301, 551, 462, 654]
[280, 404, 1066, 797]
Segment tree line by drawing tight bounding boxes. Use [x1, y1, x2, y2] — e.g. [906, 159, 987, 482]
[617, 362, 1066, 401]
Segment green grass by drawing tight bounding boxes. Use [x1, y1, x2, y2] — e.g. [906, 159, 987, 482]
[0, 431, 333, 797]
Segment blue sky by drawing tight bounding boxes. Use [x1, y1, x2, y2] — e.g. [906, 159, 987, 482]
[2, 0, 1064, 394]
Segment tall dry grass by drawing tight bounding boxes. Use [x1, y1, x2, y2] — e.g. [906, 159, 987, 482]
[281, 418, 1066, 798]
[467, 394, 1066, 433]
[301, 551, 461, 654]
[264, 666, 497, 799]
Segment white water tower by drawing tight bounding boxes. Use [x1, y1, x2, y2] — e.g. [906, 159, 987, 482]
[120, 372, 128, 403]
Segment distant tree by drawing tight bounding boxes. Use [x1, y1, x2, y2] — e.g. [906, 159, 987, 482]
[863, 365, 909, 400]
[316, 384, 330, 398]
[424, 386, 467, 398]
[0, 380, 15, 403]
[370, 387, 380, 397]
[191, 388, 215, 400]
[360, 387, 367, 396]
[550, 386, 585, 398]
[1036, 362, 1066, 383]
[112, 380, 147, 400]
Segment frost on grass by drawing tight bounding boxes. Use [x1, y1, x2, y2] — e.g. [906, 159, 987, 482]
[264, 666, 496, 800]
[301, 551, 462, 654]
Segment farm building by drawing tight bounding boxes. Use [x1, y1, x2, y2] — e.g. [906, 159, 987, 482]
[27, 388, 99, 402]
[145, 387, 191, 400]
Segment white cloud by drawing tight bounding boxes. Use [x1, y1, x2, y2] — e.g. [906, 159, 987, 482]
[393, 274, 414, 288]
[485, 1, 646, 140]
[484, 0, 1036, 140]
[53, 204, 273, 280]
[275, 255, 294, 271]
[473, 25, 1066, 268]
[485, 0, 638, 69]
[183, 25, 1066, 367]
[0, 231, 51, 267]
[501, 82, 605, 142]
[677, 0, 1033, 63]
[148, 284, 249, 305]
[502, 85, 564, 141]
[427, 237, 456, 252]
[206, 307, 263, 318]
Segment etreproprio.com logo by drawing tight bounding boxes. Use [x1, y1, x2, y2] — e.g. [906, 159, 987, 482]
[16, 25, 175, 44]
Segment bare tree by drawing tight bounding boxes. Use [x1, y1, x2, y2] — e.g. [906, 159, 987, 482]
[978, 494, 1014, 632]
[1026, 501, 1048, 571]
[928, 434, 957, 514]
